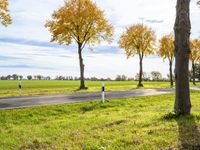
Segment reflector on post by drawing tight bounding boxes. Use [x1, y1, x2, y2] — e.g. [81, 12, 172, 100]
[19, 80, 22, 96]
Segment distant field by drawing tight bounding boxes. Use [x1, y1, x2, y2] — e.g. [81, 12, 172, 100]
[0, 80, 199, 97]
[1, 91, 200, 149]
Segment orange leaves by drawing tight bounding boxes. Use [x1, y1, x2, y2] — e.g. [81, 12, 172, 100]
[158, 34, 174, 62]
[158, 34, 200, 64]
[118, 24, 156, 59]
[45, 0, 113, 49]
[190, 39, 200, 63]
[0, 0, 12, 26]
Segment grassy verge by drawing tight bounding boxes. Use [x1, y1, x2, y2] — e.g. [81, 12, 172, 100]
[0, 80, 199, 97]
[0, 91, 200, 149]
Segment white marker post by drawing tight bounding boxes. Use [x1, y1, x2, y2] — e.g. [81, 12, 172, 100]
[18, 80, 22, 96]
[102, 83, 105, 103]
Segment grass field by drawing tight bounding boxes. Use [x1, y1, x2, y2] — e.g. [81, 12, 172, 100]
[0, 80, 199, 97]
[0, 91, 200, 149]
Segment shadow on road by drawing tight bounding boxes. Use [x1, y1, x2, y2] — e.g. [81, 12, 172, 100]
[176, 115, 200, 149]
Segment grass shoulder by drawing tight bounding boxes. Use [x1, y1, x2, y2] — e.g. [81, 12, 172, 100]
[1, 91, 200, 149]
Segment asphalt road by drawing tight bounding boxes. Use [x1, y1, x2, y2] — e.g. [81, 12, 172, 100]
[0, 87, 199, 110]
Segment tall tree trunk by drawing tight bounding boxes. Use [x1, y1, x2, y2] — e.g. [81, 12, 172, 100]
[138, 57, 143, 87]
[78, 43, 86, 89]
[192, 61, 196, 85]
[174, 0, 191, 115]
[169, 60, 173, 88]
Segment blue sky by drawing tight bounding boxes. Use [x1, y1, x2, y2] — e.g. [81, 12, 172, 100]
[0, 0, 200, 79]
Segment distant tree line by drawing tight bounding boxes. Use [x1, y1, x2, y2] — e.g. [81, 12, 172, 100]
[1, 71, 199, 82]
[115, 75, 133, 81]
[115, 72, 175, 82]
[134, 71, 171, 82]
[0, 74, 51, 80]
[54, 76, 112, 81]
[0, 74, 111, 81]
[0, 74, 23, 80]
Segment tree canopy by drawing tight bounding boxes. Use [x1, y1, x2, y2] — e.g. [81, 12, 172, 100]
[158, 34, 174, 62]
[190, 39, 200, 64]
[118, 24, 156, 59]
[0, 0, 12, 26]
[45, 0, 113, 50]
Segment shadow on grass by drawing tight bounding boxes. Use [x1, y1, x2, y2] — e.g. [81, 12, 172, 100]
[80, 100, 116, 113]
[163, 113, 200, 149]
[74, 87, 88, 92]
[80, 102, 102, 113]
[176, 115, 200, 149]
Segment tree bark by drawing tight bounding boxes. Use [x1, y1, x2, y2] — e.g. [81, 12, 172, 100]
[174, 0, 191, 115]
[192, 61, 196, 85]
[169, 60, 174, 88]
[78, 43, 86, 89]
[138, 57, 143, 87]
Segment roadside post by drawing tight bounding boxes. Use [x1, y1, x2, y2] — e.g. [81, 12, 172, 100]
[102, 83, 105, 103]
[18, 80, 22, 96]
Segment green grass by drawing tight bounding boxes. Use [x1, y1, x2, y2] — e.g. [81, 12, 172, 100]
[0, 80, 199, 97]
[1, 91, 200, 149]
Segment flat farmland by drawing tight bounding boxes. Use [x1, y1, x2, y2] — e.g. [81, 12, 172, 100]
[0, 80, 199, 97]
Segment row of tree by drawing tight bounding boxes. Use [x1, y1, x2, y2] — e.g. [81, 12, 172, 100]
[1, 0, 199, 115]
[54, 76, 112, 81]
[119, 27, 200, 88]
[0, 74, 23, 80]
[45, 0, 200, 115]
[0, 75, 51, 80]
[159, 35, 200, 87]
[116, 72, 170, 82]
[0, 72, 170, 81]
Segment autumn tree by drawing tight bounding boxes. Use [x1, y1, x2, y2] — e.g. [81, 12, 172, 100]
[190, 39, 200, 85]
[174, 0, 191, 115]
[119, 24, 156, 87]
[0, 0, 12, 26]
[158, 34, 175, 87]
[46, 0, 113, 89]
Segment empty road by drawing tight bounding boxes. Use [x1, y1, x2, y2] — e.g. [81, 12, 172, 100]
[0, 87, 199, 110]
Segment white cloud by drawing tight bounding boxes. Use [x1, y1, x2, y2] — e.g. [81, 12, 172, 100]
[0, 42, 171, 78]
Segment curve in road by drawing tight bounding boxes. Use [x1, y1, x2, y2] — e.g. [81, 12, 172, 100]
[0, 87, 199, 110]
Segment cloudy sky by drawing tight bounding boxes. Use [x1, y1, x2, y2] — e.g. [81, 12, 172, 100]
[0, 0, 200, 79]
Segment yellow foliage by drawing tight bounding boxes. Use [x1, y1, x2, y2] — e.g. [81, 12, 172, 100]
[190, 39, 200, 63]
[0, 0, 12, 26]
[118, 24, 156, 59]
[158, 34, 174, 62]
[45, 0, 113, 49]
